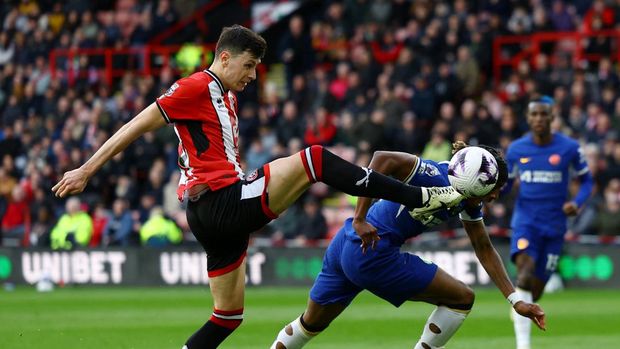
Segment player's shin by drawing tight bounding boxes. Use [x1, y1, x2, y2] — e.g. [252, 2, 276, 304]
[299, 146, 425, 208]
[512, 287, 533, 349]
[270, 315, 322, 349]
[413, 306, 470, 349]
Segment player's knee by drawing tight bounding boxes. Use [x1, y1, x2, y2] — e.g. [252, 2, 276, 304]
[446, 284, 475, 310]
[532, 287, 544, 301]
[516, 273, 535, 290]
[458, 285, 475, 310]
[298, 145, 324, 183]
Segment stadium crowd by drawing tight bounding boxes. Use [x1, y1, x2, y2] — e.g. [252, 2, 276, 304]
[1, 0, 619, 249]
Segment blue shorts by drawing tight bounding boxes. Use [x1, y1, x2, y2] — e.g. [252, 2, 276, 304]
[510, 225, 564, 282]
[310, 228, 438, 308]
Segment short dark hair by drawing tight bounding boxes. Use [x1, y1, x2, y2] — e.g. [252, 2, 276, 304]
[528, 95, 554, 111]
[215, 24, 267, 59]
[478, 144, 508, 191]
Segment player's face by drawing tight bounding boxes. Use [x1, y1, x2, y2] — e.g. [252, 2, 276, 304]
[526, 103, 553, 136]
[222, 51, 260, 92]
[467, 187, 501, 205]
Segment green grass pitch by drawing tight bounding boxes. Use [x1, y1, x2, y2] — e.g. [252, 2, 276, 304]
[1, 286, 618, 348]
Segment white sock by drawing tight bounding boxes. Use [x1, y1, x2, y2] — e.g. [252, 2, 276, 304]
[421, 187, 430, 204]
[512, 287, 533, 349]
[414, 306, 469, 349]
[270, 316, 319, 349]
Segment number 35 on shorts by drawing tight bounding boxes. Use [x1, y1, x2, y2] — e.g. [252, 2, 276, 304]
[545, 253, 560, 272]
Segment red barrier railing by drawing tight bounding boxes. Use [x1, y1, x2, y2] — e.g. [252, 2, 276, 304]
[49, 44, 216, 86]
[49, 43, 268, 91]
[493, 30, 620, 86]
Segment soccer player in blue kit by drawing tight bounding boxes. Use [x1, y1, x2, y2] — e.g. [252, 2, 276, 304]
[270, 142, 546, 349]
[505, 97, 593, 349]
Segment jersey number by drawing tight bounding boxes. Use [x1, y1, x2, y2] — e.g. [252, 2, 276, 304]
[545, 254, 559, 272]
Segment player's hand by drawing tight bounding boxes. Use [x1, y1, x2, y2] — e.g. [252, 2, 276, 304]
[562, 201, 579, 216]
[514, 301, 546, 331]
[52, 167, 90, 198]
[352, 218, 380, 254]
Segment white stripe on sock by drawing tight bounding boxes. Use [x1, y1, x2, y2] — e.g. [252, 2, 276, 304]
[305, 148, 317, 181]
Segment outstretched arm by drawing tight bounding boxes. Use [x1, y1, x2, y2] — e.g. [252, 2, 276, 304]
[52, 103, 167, 198]
[463, 219, 546, 330]
[353, 151, 417, 253]
[563, 171, 594, 216]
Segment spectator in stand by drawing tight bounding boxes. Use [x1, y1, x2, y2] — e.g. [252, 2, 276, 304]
[583, 0, 615, 33]
[393, 112, 426, 155]
[279, 15, 314, 91]
[455, 45, 480, 98]
[1, 184, 29, 245]
[353, 107, 388, 153]
[152, 0, 178, 35]
[421, 129, 452, 162]
[304, 106, 337, 146]
[370, 30, 404, 65]
[276, 101, 304, 147]
[90, 202, 108, 247]
[269, 201, 304, 245]
[0, 166, 17, 200]
[592, 178, 620, 241]
[246, 137, 273, 172]
[295, 196, 328, 246]
[473, 105, 501, 147]
[50, 197, 93, 250]
[103, 198, 134, 247]
[139, 206, 182, 247]
[0, 31, 14, 66]
[550, 0, 576, 31]
[327, 62, 350, 105]
[410, 76, 435, 126]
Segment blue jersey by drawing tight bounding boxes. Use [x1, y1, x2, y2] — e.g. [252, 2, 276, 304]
[506, 132, 589, 235]
[311, 157, 483, 308]
[343, 158, 483, 246]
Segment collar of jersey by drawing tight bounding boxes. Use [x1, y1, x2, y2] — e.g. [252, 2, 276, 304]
[204, 69, 226, 95]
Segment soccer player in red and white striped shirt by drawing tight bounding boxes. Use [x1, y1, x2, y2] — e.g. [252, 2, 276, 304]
[52, 25, 462, 348]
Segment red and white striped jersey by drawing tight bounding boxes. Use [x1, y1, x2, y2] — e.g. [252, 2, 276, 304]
[156, 69, 243, 200]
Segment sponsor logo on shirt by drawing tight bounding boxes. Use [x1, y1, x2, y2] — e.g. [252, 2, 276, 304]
[519, 170, 562, 183]
[418, 162, 440, 177]
[163, 82, 179, 97]
[519, 157, 531, 164]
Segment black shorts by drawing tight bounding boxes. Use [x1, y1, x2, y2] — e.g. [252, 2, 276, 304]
[186, 165, 277, 276]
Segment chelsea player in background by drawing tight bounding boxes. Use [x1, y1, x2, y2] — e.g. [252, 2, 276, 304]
[505, 96, 593, 349]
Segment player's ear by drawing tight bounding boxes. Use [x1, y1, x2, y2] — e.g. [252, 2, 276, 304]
[219, 50, 231, 67]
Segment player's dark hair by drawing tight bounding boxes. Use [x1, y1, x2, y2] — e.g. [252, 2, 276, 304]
[451, 141, 508, 192]
[478, 145, 508, 191]
[530, 95, 555, 106]
[215, 25, 267, 59]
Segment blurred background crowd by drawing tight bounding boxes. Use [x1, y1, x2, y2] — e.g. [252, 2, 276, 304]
[1, 0, 619, 249]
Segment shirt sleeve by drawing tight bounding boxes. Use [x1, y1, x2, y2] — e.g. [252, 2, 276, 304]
[571, 143, 593, 207]
[571, 143, 589, 176]
[156, 77, 210, 123]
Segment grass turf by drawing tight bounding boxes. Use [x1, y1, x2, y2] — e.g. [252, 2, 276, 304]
[1, 286, 618, 348]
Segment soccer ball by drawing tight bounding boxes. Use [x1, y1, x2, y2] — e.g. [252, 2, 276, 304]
[448, 146, 499, 197]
